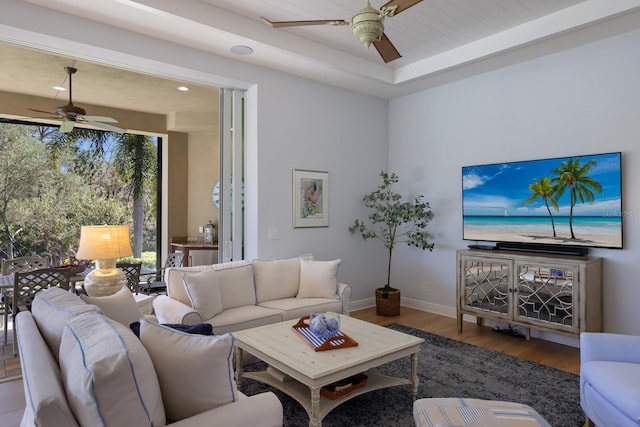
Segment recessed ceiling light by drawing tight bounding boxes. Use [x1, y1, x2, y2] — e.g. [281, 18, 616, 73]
[53, 86, 66, 91]
[177, 86, 190, 92]
[230, 45, 253, 55]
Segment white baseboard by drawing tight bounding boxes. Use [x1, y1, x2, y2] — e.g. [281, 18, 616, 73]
[350, 296, 580, 348]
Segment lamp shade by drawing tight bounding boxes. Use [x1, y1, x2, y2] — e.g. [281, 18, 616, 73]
[76, 225, 133, 260]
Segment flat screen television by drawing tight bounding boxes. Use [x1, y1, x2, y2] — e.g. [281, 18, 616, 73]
[462, 152, 623, 252]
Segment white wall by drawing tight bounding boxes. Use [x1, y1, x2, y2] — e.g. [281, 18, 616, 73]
[389, 28, 640, 335]
[1, 0, 389, 302]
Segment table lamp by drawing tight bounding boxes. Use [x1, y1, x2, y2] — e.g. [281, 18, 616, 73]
[76, 225, 133, 296]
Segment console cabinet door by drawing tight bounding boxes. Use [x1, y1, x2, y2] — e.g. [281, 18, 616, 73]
[514, 262, 579, 335]
[459, 255, 512, 322]
[457, 250, 601, 338]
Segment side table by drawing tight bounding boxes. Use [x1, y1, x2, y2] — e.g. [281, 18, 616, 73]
[133, 293, 155, 315]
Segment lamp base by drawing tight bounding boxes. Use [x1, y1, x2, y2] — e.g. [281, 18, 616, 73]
[83, 267, 127, 297]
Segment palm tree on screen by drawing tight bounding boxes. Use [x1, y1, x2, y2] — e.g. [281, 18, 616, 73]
[551, 158, 602, 239]
[523, 177, 559, 237]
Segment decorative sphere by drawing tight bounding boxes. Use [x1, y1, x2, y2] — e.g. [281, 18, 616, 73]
[310, 315, 328, 335]
[326, 318, 339, 332]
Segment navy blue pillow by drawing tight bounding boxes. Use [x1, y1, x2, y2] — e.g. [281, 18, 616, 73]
[130, 321, 214, 338]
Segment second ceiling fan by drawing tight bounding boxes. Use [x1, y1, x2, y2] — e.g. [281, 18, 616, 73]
[28, 66, 125, 134]
[262, 0, 423, 63]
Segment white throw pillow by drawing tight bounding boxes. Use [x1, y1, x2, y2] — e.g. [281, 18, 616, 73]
[59, 313, 165, 427]
[166, 266, 213, 306]
[30, 287, 100, 362]
[80, 286, 142, 327]
[182, 268, 223, 320]
[253, 258, 301, 303]
[216, 264, 256, 309]
[138, 317, 239, 421]
[297, 259, 341, 299]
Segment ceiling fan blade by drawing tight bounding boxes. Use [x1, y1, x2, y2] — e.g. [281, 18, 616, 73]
[84, 120, 126, 134]
[261, 17, 348, 28]
[27, 108, 56, 116]
[59, 120, 75, 133]
[80, 115, 118, 123]
[373, 33, 401, 63]
[381, 0, 423, 15]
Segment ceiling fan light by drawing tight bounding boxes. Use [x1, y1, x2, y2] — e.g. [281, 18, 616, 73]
[352, 21, 384, 48]
[351, 1, 384, 49]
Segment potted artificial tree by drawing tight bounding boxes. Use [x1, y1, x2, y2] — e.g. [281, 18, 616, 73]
[349, 171, 435, 316]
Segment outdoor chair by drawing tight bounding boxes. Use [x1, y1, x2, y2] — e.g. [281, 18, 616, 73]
[1, 256, 50, 275]
[8, 267, 71, 355]
[1, 255, 50, 337]
[116, 262, 142, 294]
[139, 252, 184, 295]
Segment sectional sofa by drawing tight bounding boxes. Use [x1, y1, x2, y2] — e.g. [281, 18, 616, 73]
[16, 287, 283, 426]
[153, 257, 351, 334]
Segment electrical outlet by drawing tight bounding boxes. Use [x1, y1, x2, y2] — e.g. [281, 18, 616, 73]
[198, 226, 204, 233]
[268, 228, 279, 240]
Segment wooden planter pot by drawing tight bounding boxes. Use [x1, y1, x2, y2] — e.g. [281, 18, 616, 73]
[375, 288, 401, 316]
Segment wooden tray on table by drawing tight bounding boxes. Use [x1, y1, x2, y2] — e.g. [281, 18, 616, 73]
[292, 316, 358, 352]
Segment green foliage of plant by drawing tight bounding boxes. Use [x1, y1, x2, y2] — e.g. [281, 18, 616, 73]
[119, 251, 157, 269]
[349, 171, 434, 292]
[0, 123, 157, 263]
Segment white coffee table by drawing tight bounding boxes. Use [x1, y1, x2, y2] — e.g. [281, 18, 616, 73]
[233, 315, 424, 427]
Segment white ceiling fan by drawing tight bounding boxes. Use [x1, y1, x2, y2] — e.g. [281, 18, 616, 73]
[28, 66, 126, 134]
[261, 0, 423, 63]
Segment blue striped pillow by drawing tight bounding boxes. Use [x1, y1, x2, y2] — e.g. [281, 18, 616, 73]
[59, 313, 165, 426]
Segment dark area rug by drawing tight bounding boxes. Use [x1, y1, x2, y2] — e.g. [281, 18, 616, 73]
[242, 324, 582, 427]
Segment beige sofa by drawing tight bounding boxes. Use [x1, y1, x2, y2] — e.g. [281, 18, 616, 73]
[153, 258, 351, 334]
[16, 287, 283, 427]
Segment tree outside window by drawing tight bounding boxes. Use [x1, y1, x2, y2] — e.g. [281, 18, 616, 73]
[0, 122, 158, 266]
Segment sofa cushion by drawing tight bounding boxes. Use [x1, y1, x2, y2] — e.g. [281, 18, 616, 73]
[80, 286, 142, 327]
[297, 259, 341, 299]
[138, 317, 238, 422]
[15, 312, 80, 427]
[166, 265, 215, 306]
[30, 286, 101, 361]
[182, 268, 223, 320]
[259, 297, 344, 321]
[217, 264, 256, 310]
[59, 312, 165, 427]
[253, 258, 301, 303]
[166, 260, 252, 308]
[205, 305, 282, 335]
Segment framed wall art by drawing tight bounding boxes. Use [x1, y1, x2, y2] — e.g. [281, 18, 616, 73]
[292, 169, 329, 228]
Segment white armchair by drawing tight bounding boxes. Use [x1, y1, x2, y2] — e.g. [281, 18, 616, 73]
[580, 332, 640, 426]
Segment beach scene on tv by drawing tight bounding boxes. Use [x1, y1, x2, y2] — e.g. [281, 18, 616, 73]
[462, 152, 622, 249]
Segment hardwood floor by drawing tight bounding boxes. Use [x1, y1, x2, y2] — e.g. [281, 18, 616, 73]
[351, 306, 580, 375]
[0, 307, 581, 426]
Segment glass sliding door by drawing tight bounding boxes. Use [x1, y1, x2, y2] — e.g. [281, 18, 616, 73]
[218, 88, 246, 262]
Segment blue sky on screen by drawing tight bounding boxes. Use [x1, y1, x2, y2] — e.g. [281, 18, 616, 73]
[462, 153, 622, 217]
